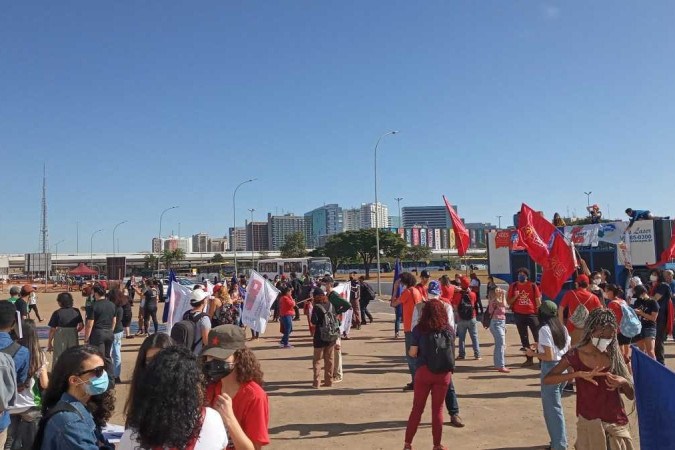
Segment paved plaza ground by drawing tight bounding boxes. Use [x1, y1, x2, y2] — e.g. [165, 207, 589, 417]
[23, 291, 665, 449]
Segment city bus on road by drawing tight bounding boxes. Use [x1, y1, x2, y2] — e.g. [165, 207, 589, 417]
[257, 257, 332, 279]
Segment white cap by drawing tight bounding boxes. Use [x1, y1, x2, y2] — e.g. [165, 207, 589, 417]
[190, 288, 209, 305]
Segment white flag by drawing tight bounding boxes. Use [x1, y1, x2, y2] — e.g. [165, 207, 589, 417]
[332, 282, 352, 334]
[167, 281, 193, 334]
[241, 270, 280, 334]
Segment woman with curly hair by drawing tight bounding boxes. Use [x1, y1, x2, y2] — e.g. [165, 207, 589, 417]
[35, 345, 115, 450]
[404, 299, 453, 450]
[544, 308, 634, 449]
[203, 325, 270, 450]
[120, 346, 227, 450]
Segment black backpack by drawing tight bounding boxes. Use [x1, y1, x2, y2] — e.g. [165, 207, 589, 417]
[457, 291, 474, 321]
[171, 311, 208, 351]
[425, 329, 455, 373]
[315, 304, 340, 343]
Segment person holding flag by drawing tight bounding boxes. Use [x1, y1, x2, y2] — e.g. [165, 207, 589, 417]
[507, 268, 542, 367]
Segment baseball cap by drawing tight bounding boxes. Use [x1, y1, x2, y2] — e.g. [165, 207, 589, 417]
[21, 285, 35, 294]
[539, 300, 558, 317]
[200, 325, 246, 360]
[576, 274, 590, 285]
[420, 270, 430, 279]
[312, 287, 325, 297]
[190, 288, 209, 305]
[460, 276, 470, 290]
[427, 280, 441, 297]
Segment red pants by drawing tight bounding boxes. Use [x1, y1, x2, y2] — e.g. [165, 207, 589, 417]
[404, 365, 451, 446]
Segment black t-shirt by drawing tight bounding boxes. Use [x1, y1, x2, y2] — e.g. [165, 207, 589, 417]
[653, 283, 672, 327]
[15, 298, 28, 318]
[48, 307, 84, 328]
[89, 299, 117, 330]
[634, 298, 659, 330]
[144, 288, 158, 310]
[113, 306, 124, 333]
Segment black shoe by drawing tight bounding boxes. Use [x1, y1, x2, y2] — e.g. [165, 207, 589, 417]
[519, 347, 527, 352]
[114, 377, 122, 384]
[403, 383, 414, 391]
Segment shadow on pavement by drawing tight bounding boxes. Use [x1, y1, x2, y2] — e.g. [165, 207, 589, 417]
[270, 420, 419, 439]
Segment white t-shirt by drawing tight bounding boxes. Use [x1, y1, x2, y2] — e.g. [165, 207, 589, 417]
[119, 407, 227, 450]
[411, 300, 455, 331]
[537, 324, 571, 361]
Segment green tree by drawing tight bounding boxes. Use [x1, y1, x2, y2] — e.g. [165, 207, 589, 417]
[348, 229, 406, 279]
[143, 254, 159, 270]
[310, 233, 355, 275]
[405, 245, 432, 272]
[161, 248, 186, 270]
[280, 232, 308, 258]
[212, 253, 225, 263]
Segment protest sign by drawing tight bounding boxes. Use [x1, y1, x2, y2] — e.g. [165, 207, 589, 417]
[242, 270, 280, 334]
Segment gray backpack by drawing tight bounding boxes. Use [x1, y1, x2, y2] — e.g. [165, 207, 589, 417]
[0, 343, 18, 413]
[569, 292, 591, 329]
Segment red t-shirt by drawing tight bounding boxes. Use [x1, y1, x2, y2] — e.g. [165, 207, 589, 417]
[206, 381, 270, 448]
[608, 299, 627, 327]
[415, 283, 428, 299]
[279, 294, 295, 317]
[559, 289, 603, 332]
[508, 281, 540, 315]
[440, 285, 455, 303]
[401, 287, 423, 332]
[564, 348, 628, 425]
[455, 290, 477, 318]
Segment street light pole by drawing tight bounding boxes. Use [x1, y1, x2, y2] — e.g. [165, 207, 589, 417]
[497, 215, 502, 229]
[374, 130, 398, 296]
[159, 206, 179, 276]
[52, 239, 65, 283]
[112, 221, 128, 255]
[233, 179, 256, 277]
[584, 191, 592, 207]
[395, 197, 403, 227]
[90, 229, 103, 269]
[249, 208, 256, 270]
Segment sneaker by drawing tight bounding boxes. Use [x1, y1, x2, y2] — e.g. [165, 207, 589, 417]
[342, 335, 351, 340]
[126, 335, 135, 339]
[497, 367, 511, 373]
[521, 358, 535, 367]
[114, 377, 122, 384]
[433, 446, 448, 450]
[279, 344, 285, 348]
[456, 355, 465, 360]
[395, 332, 400, 339]
[402, 382, 414, 391]
[449, 415, 465, 428]
[283, 344, 294, 349]
[321, 381, 333, 387]
[519, 347, 527, 352]
[312, 383, 320, 389]
[333, 377, 343, 383]
[474, 356, 482, 360]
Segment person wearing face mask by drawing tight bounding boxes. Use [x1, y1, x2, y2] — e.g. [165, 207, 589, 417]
[544, 309, 634, 450]
[507, 268, 541, 366]
[646, 269, 673, 365]
[526, 301, 571, 450]
[632, 285, 659, 360]
[35, 345, 115, 450]
[605, 284, 632, 359]
[559, 274, 603, 346]
[203, 325, 270, 450]
[625, 275, 642, 305]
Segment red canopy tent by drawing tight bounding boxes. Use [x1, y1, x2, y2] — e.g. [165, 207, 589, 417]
[68, 263, 98, 276]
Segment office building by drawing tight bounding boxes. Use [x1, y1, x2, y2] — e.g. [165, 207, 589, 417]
[343, 208, 361, 231]
[389, 215, 401, 228]
[268, 213, 305, 250]
[192, 233, 211, 253]
[164, 236, 191, 253]
[402, 205, 456, 228]
[210, 237, 229, 253]
[360, 202, 389, 229]
[465, 222, 496, 248]
[246, 221, 270, 251]
[228, 227, 247, 252]
[151, 238, 164, 253]
[304, 204, 343, 248]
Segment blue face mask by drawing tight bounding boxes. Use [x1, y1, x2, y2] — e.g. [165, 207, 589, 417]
[80, 373, 109, 396]
[518, 275, 527, 283]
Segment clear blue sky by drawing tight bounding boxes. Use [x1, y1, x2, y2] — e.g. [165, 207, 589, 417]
[1, 2, 674, 253]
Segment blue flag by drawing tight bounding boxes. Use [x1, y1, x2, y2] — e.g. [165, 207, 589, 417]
[632, 346, 675, 450]
[162, 270, 177, 323]
[392, 259, 403, 298]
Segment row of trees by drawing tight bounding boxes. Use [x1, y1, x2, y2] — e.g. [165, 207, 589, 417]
[143, 249, 186, 271]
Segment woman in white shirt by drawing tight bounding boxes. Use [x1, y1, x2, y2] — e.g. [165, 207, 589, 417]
[121, 346, 228, 450]
[526, 301, 571, 450]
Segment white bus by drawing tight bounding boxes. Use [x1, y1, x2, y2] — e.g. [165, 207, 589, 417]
[256, 257, 332, 279]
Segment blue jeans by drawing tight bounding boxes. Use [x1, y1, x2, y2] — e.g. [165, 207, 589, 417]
[444, 379, 459, 415]
[394, 305, 403, 334]
[404, 331, 416, 383]
[112, 331, 123, 377]
[457, 318, 480, 358]
[489, 319, 506, 368]
[541, 360, 567, 450]
[280, 316, 293, 346]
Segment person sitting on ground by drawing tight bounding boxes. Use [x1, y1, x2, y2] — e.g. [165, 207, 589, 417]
[203, 325, 270, 450]
[544, 308, 634, 450]
[121, 346, 228, 450]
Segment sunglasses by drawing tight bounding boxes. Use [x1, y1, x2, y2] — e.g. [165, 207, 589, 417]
[78, 366, 106, 378]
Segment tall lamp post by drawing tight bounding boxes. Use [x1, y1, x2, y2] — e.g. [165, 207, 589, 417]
[395, 197, 404, 227]
[233, 179, 256, 277]
[584, 191, 592, 207]
[112, 221, 128, 255]
[90, 229, 103, 270]
[52, 239, 65, 284]
[248, 209, 256, 270]
[374, 130, 398, 295]
[158, 206, 179, 276]
[496, 215, 502, 229]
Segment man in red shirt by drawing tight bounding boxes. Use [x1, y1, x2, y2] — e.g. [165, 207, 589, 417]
[415, 270, 431, 299]
[559, 274, 604, 345]
[507, 267, 541, 366]
[390, 271, 423, 391]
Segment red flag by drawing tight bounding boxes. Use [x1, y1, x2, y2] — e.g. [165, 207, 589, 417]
[517, 203, 557, 265]
[540, 234, 577, 299]
[443, 196, 469, 256]
[647, 232, 675, 268]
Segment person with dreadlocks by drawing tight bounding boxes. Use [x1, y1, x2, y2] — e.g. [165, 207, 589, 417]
[544, 308, 634, 450]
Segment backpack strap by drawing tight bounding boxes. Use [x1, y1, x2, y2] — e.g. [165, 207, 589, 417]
[0, 342, 21, 359]
[189, 312, 207, 351]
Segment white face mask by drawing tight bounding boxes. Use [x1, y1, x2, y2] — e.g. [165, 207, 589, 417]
[591, 337, 613, 352]
[650, 275, 658, 282]
[592, 278, 601, 285]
